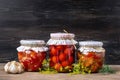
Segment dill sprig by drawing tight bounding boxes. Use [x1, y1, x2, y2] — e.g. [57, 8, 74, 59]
[70, 63, 91, 75]
[39, 59, 57, 74]
[39, 59, 115, 75]
[99, 65, 116, 74]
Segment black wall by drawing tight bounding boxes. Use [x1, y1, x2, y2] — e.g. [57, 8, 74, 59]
[0, 0, 120, 64]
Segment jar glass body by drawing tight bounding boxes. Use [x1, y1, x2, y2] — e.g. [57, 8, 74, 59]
[49, 45, 75, 72]
[77, 46, 105, 73]
[18, 50, 46, 71]
[17, 40, 48, 71]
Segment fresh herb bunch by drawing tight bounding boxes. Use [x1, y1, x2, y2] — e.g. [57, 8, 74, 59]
[39, 59, 115, 75]
[39, 59, 57, 74]
[71, 62, 91, 75]
[99, 65, 115, 74]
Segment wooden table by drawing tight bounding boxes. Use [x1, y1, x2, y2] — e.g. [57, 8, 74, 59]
[0, 63, 120, 80]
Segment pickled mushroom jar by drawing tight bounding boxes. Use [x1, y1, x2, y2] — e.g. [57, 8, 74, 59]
[17, 40, 48, 71]
[47, 33, 77, 72]
[77, 41, 105, 73]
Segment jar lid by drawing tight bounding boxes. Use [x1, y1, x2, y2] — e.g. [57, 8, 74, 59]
[20, 40, 45, 47]
[17, 40, 48, 52]
[50, 33, 75, 39]
[47, 33, 77, 45]
[79, 41, 103, 47]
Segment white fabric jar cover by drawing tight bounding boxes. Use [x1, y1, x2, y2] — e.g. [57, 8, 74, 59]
[47, 33, 77, 45]
[17, 40, 48, 53]
[78, 41, 105, 55]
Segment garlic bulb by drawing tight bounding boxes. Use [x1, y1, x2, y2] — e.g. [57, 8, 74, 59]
[4, 61, 24, 74]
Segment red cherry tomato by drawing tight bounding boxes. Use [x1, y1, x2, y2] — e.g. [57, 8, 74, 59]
[50, 46, 58, 56]
[86, 52, 96, 58]
[64, 48, 73, 56]
[62, 60, 69, 67]
[56, 45, 64, 50]
[52, 56, 59, 63]
[54, 63, 62, 71]
[59, 53, 66, 62]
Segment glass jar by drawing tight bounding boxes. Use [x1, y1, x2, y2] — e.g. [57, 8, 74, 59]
[17, 40, 48, 71]
[77, 41, 105, 73]
[47, 33, 77, 72]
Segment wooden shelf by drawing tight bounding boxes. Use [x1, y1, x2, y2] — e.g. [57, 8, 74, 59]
[0, 63, 120, 80]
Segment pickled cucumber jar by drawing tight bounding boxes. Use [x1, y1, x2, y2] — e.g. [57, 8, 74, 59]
[47, 33, 77, 72]
[17, 40, 48, 71]
[77, 41, 105, 73]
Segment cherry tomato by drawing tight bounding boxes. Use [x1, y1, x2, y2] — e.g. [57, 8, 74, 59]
[86, 52, 96, 58]
[50, 46, 58, 56]
[54, 63, 62, 71]
[52, 56, 59, 63]
[64, 48, 73, 56]
[62, 60, 69, 67]
[59, 53, 66, 62]
[56, 45, 64, 50]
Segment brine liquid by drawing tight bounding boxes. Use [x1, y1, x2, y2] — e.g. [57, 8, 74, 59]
[49, 45, 75, 72]
[78, 51, 104, 73]
[18, 50, 46, 71]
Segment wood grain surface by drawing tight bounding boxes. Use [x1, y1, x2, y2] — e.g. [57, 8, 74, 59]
[0, 0, 119, 64]
[0, 63, 120, 80]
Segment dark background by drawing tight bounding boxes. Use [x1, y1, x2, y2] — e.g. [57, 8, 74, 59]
[0, 0, 119, 64]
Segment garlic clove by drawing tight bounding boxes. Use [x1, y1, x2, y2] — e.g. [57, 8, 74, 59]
[17, 64, 24, 73]
[4, 62, 11, 73]
[8, 62, 18, 73]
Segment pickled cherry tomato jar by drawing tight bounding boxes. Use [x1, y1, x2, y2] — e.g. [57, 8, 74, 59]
[47, 33, 77, 72]
[77, 41, 105, 73]
[17, 40, 48, 71]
